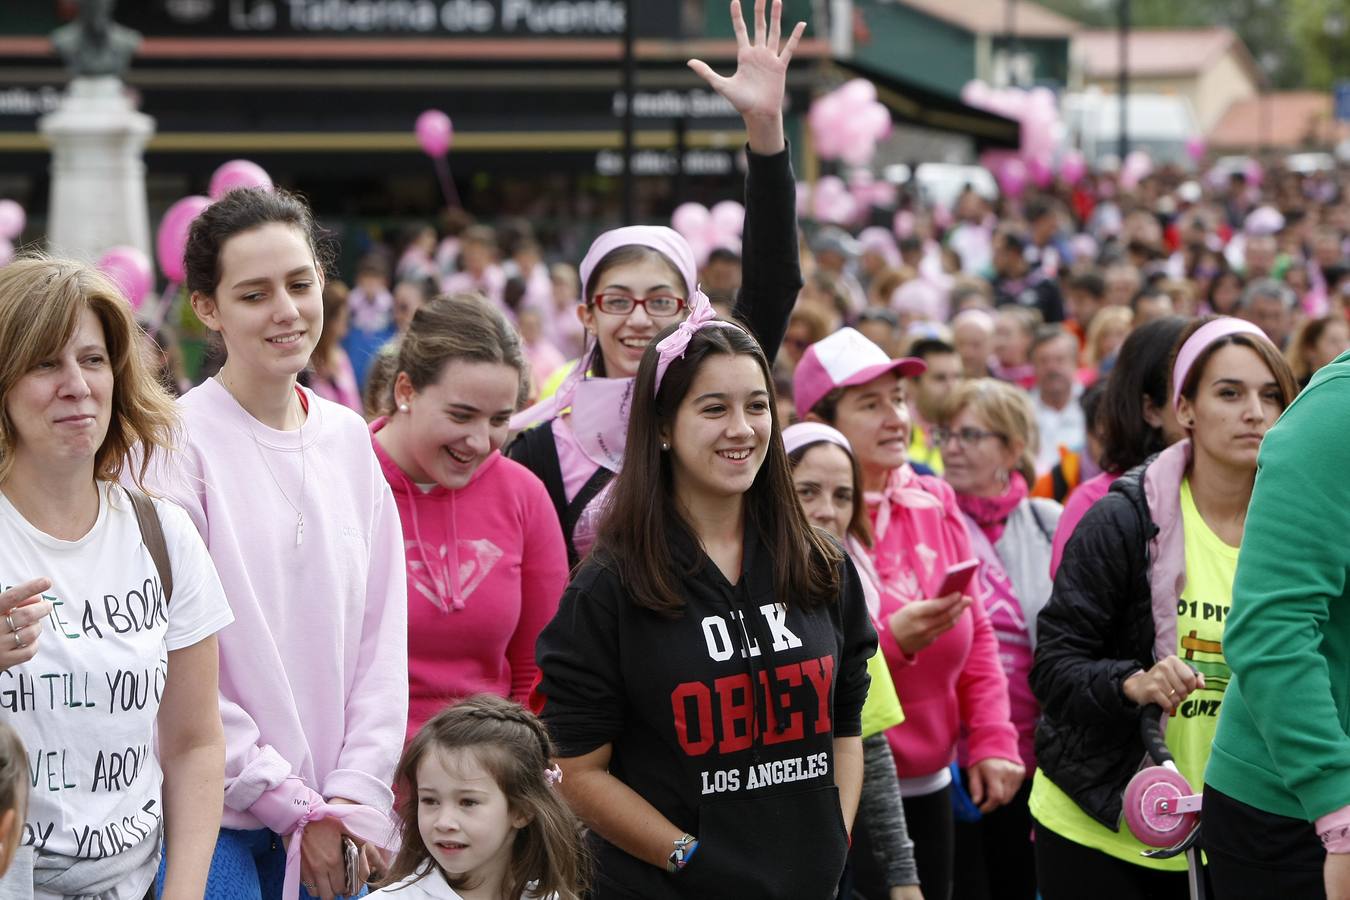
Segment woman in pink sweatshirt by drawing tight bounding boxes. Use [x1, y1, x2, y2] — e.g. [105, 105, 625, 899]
[796, 327, 1022, 900]
[368, 294, 568, 738]
[149, 188, 408, 899]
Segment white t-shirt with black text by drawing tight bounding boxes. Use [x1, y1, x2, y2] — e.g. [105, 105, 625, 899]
[0, 482, 233, 860]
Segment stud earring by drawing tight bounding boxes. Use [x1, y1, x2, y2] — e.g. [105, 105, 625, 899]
[398, 404, 410, 413]
[661, 441, 670, 451]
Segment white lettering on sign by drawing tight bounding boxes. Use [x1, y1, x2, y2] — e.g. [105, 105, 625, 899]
[612, 90, 738, 119]
[0, 87, 61, 117]
[596, 150, 735, 177]
[225, 0, 624, 33]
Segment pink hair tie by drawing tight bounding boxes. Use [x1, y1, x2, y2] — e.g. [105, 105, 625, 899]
[1171, 317, 1271, 412]
[544, 764, 563, 787]
[652, 288, 742, 396]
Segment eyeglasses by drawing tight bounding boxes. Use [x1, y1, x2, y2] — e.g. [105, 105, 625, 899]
[591, 292, 686, 317]
[932, 426, 1006, 449]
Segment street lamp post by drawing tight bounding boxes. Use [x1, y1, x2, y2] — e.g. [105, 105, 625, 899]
[1118, 0, 1130, 162]
[622, 0, 636, 221]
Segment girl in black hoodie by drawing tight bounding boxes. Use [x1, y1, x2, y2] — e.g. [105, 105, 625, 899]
[534, 295, 877, 900]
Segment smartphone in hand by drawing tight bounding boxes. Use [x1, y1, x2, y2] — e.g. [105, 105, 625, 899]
[936, 559, 978, 598]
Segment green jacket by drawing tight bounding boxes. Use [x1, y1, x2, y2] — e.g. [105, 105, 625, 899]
[1207, 352, 1350, 821]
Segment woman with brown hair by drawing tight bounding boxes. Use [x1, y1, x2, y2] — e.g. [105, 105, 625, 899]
[369, 293, 567, 738]
[1030, 317, 1298, 900]
[935, 379, 1061, 900]
[534, 296, 876, 899]
[0, 257, 232, 898]
[1284, 313, 1350, 388]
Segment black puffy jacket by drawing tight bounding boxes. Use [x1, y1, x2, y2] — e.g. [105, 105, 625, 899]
[1030, 455, 1162, 828]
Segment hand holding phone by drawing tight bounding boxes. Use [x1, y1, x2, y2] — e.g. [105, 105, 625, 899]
[937, 559, 979, 598]
[342, 836, 360, 895]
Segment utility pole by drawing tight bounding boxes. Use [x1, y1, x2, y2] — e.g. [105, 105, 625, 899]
[1118, 0, 1130, 162]
[622, 0, 636, 220]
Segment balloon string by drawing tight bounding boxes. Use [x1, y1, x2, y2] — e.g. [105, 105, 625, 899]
[433, 156, 460, 208]
[148, 281, 179, 332]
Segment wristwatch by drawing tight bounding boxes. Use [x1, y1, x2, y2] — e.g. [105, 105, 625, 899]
[666, 833, 699, 874]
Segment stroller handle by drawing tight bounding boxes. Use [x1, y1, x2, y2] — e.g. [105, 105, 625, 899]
[1139, 704, 1174, 766]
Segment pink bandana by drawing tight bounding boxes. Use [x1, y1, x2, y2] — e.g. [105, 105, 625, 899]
[509, 226, 698, 441]
[653, 289, 743, 395]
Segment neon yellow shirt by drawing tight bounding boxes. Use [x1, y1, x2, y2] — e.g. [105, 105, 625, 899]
[909, 423, 944, 475]
[861, 647, 904, 738]
[1029, 478, 1236, 869]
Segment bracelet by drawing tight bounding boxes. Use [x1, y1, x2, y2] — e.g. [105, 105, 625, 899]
[666, 833, 698, 874]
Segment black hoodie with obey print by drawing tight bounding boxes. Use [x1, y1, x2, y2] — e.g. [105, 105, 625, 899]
[535, 525, 876, 900]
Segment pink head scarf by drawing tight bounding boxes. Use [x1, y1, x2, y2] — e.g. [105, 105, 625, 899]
[509, 227, 699, 471]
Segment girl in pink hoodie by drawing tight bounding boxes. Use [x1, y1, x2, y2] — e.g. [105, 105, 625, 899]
[796, 326, 1022, 900]
[369, 294, 568, 739]
[149, 188, 408, 899]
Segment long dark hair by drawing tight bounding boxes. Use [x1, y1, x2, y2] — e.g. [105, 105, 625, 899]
[381, 695, 588, 899]
[596, 321, 842, 616]
[1098, 316, 1189, 474]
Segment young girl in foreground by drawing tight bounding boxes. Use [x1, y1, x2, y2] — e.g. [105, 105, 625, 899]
[374, 695, 586, 899]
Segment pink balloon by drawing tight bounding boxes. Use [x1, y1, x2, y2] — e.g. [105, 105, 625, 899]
[1185, 136, 1207, 164]
[156, 195, 212, 284]
[98, 245, 154, 310]
[208, 160, 272, 201]
[815, 175, 847, 201]
[1027, 155, 1054, 189]
[840, 138, 877, 168]
[671, 202, 710, 239]
[685, 233, 712, 268]
[0, 237, 12, 267]
[0, 200, 25, 241]
[1060, 150, 1087, 185]
[839, 79, 877, 108]
[996, 159, 1028, 198]
[415, 109, 453, 158]
[931, 203, 953, 230]
[961, 80, 992, 109]
[1243, 158, 1264, 187]
[710, 200, 745, 236]
[862, 102, 892, 142]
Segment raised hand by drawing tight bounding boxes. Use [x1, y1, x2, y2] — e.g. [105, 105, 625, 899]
[688, 0, 805, 154]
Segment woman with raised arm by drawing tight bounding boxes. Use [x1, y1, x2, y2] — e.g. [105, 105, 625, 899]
[508, 0, 804, 568]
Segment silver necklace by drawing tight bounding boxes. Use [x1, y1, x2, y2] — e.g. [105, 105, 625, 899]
[217, 372, 307, 546]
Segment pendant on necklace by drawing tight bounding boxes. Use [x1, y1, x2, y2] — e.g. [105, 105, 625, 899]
[296, 513, 305, 547]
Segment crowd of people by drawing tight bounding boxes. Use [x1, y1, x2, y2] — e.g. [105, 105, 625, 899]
[6, 2, 1350, 900]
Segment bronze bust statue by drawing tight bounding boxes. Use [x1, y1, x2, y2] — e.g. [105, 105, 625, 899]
[52, 0, 141, 79]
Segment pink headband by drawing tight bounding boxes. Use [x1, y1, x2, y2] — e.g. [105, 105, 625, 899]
[782, 422, 853, 457]
[653, 289, 743, 396]
[1171, 317, 1271, 412]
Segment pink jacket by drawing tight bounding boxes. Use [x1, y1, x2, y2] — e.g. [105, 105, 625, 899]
[371, 419, 569, 739]
[865, 465, 1021, 777]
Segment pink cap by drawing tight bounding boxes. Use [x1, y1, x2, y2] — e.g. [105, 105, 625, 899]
[794, 327, 926, 419]
[1171, 316, 1271, 412]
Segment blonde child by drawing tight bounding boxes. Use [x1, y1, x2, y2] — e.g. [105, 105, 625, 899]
[375, 695, 586, 900]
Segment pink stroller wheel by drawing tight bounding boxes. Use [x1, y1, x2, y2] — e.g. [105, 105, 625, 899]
[1123, 767, 1199, 848]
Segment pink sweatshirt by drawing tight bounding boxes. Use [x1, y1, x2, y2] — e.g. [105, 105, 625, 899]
[147, 378, 409, 833]
[864, 465, 1020, 779]
[370, 419, 568, 738]
[1048, 471, 1118, 578]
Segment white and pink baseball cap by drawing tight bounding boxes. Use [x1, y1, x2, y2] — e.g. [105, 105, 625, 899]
[793, 327, 926, 418]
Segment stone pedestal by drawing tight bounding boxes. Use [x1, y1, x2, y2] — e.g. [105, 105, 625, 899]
[39, 76, 154, 262]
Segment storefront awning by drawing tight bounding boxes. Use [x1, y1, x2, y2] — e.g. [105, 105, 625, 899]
[833, 59, 1019, 150]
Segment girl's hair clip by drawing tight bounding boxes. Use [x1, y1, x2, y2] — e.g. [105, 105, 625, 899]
[544, 764, 563, 787]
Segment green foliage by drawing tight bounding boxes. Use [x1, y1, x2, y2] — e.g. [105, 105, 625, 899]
[1039, 0, 1329, 90]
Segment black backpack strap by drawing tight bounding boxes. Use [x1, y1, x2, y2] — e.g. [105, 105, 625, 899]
[507, 423, 568, 525]
[124, 487, 173, 607]
[1027, 499, 1055, 547]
